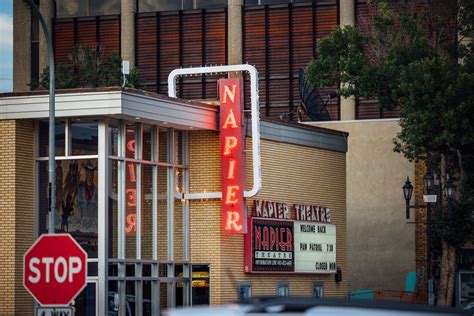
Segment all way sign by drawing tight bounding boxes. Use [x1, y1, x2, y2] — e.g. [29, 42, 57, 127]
[37, 307, 73, 316]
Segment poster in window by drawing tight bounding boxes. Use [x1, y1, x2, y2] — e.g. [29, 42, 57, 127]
[53, 159, 98, 257]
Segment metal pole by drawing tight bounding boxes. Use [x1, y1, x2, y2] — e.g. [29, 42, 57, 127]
[26, 0, 56, 233]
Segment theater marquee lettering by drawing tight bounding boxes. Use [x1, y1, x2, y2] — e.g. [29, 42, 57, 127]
[244, 200, 337, 273]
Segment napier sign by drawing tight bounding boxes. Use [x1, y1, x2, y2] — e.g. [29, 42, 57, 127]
[245, 200, 337, 273]
[24, 234, 87, 306]
[219, 77, 246, 234]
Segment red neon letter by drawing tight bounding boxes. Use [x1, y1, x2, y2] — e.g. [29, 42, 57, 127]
[227, 159, 236, 180]
[223, 136, 238, 155]
[127, 163, 136, 183]
[222, 85, 237, 103]
[127, 140, 135, 153]
[126, 189, 136, 207]
[126, 214, 136, 233]
[225, 211, 242, 232]
[223, 109, 238, 129]
[225, 185, 240, 204]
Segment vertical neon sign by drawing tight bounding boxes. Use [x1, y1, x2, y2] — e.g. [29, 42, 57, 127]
[219, 77, 247, 234]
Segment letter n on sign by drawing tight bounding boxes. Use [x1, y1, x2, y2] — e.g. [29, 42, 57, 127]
[219, 77, 246, 234]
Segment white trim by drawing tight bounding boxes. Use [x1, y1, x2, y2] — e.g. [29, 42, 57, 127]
[168, 64, 262, 199]
[98, 120, 109, 315]
[0, 90, 217, 130]
[304, 118, 400, 125]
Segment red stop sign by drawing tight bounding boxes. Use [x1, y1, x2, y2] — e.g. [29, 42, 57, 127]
[23, 234, 87, 306]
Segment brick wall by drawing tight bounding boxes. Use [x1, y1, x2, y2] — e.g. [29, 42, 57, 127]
[189, 130, 347, 304]
[0, 120, 35, 315]
[414, 160, 428, 303]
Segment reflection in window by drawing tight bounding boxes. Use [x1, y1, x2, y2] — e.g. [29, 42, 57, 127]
[38, 120, 66, 157]
[56, 0, 120, 17]
[38, 159, 99, 257]
[90, 0, 121, 16]
[195, 0, 228, 9]
[139, 0, 227, 12]
[71, 120, 98, 155]
[244, 0, 314, 5]
[312, 282, 324, 298]
[238, 283, 251, 300]
[191, 265, 210, 306]
[277, 282, 289, 296]
[56, 0, 88, 17]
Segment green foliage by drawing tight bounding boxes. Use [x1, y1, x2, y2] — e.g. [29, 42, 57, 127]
[31, 45, 142, 90]
[306, 1, 474, 251]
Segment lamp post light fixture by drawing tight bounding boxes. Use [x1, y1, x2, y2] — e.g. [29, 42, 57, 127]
[444, 174, 454, 200]
[402, 171, 456, 305]
[403, 177, 415, 219]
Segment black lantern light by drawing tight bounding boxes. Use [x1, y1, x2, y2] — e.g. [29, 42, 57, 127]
[403, 177, 414, 219]
[444, 174, 454, 200]
[423, 172, 434, 193]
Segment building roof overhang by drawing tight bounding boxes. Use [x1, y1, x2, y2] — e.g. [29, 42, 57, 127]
[0, 87, 218, 130]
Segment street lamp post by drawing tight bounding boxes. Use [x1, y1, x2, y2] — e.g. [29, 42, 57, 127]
[402, 172, 455, 305]
[25, 0, 56, 234]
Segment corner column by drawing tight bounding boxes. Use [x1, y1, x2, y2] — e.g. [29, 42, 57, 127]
[121, 0, 136, 66]
[13, 1, 31, 92]
[339, 0, 356, 120]
[39, 1, 54, 75]
[228, 0, 243, 65]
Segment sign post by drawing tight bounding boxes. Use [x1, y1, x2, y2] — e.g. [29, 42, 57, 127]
[24, 234, 87, 307]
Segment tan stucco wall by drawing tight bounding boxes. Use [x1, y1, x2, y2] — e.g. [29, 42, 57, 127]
[309, 119, 415, 292]
[189, 130, 347, 304]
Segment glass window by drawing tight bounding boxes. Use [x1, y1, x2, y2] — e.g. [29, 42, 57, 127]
[195, 0, 228, 9]
[126, 124, 136, 159]
[191, 265, 210, 306]
[108, 159, 119, 258]
[74, 282, 97, 316]
[38, 159, 99, 258]
[312, 282, 324, 298]
[244, 0, 316, 4]
[159, 129, 168, 163]
[139, 0, 227, 12]
[90, 0, 120, 15]
[143, 125, 153, 161]
[56, 0, 120, 17]
[174, 131, 184, 165]
[71, 120, 98, 156]
[459, 272, 474, 307]
[109, 121, 119, 157]
[56, 0, 88, 17]
[277, 282, 289, 296]
[38, 120, 66, 157]
[141, 164, 154, 260]
[143, 280, 152, 315]
[125, 162, 137, 259]
[139, 0, 181, 12]
[157, 166, 168, 260]
[238, 283, 251, 300]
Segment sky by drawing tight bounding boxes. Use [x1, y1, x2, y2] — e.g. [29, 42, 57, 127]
[0, 0, 13, 92]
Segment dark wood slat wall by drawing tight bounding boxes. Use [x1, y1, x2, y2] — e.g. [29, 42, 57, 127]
[136, 9, 227, 98]
[355, 0, 400, 120]
[243, 2, 339, 120]
[54, 16, 121, 68]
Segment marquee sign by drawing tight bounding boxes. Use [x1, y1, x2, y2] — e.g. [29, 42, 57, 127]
[245, 200, 336, 273]
[219, 77, 246, 234]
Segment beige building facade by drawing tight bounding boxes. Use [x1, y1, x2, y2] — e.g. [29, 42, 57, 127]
[0, 88, 347, 314]
[307, 120, 415, 292]
[10, 0, 418, 308]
